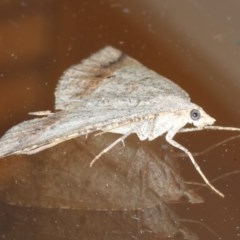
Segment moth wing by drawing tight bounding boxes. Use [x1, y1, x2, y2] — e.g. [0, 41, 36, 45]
[0, 46, 193, 158]
[0, 91, 193, 159]
[55, 46, 136, 110]
[0, 105, 168, 158]
[55, 46, 190, 110]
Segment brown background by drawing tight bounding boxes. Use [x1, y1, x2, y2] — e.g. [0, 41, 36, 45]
[0, 1, 240, 239]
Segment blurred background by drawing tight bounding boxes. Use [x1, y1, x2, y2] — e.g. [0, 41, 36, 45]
[0, 1, 240, 239]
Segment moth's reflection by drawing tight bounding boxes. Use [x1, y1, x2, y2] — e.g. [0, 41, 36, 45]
[0, 202, 198, 240]
[0, 134, 202, 239]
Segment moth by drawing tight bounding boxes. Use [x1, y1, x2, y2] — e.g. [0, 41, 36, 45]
[0, 46, 239, 197]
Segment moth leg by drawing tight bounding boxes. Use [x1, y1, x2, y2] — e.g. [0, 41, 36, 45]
[28, 110, 53, 116]
[165, 131, 224, 198]
[90, 132, 132, 167]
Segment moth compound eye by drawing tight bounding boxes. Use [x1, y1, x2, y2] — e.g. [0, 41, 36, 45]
[190, 109, 201, 121]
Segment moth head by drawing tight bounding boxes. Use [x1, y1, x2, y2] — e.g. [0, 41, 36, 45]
[189, 107, 215, 128]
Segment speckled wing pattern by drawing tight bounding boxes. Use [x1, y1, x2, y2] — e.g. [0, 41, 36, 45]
[55, 46, 190, 110]
[0, 46, 192, 158]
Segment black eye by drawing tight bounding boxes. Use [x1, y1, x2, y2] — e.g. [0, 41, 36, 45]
[190, 109, 201, 120]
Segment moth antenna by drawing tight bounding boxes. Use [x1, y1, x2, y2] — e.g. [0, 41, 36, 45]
[177, 134, 240, 158]
[180, 125, 240, 133]
[186, 170, 240, 193]
[206, 126, 240, 131]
